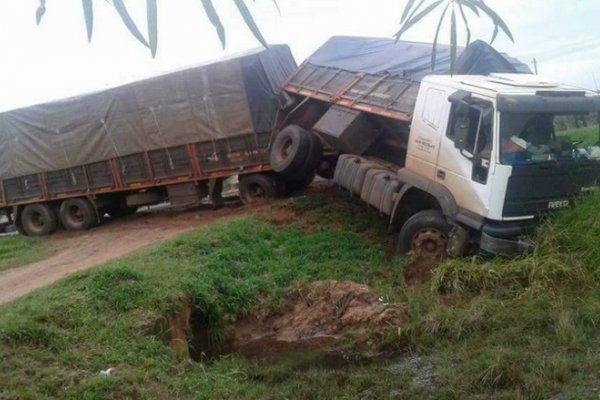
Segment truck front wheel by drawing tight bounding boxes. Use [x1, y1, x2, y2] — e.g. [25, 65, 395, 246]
[20, 204, 59, 236]
[59, 198, 97, 231]
[398, 210, 451, 258]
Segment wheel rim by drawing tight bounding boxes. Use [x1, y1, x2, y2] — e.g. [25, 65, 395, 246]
[412, 229, 447, 258]
[247, 183, 266, 200]
[29, 212, 45, 230]
[67, 205, 84, 224]
[278, 137, 294, 161]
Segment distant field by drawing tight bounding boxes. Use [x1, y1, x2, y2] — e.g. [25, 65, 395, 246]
[557, 125, 599, 146]
[0, 236, 49, 273]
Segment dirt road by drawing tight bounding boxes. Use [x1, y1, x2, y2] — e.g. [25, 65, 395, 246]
[0, 203, 245, 305]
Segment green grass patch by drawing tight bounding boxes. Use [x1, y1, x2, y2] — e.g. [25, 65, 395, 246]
[0, 236, 50, 273]
[557, 125, 599, 146]
[3, 191, 600, 399]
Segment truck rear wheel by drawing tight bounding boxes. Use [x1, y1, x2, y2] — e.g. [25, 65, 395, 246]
[59, 198, 97, 231]
[239, 174, 279, 205]
[398, 210, 451, 258]
[271, 125, 322, 179]
[21, 204, 59, 236]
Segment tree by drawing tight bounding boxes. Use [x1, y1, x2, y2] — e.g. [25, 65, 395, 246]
[396, 0, 514, 71]
[35, 0, 277, 58]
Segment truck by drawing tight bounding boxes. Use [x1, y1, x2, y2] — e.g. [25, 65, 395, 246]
[270, 36, 600, 258]
[0, 45, 301, 236]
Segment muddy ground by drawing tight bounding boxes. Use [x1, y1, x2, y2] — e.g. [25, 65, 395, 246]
[0, 201, 248, 304]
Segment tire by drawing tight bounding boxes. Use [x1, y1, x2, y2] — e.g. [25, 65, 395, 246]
[270, 125, 312, 178]
[292, 133, 323, 180]
[239, 174, 279, 205]
[398, 210, 451, 258]
[59, 198, 97, 231]
[20, 204, 59, 236]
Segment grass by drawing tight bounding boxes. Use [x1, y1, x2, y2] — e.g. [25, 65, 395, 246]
[0, 235, 50, 273]
[557, 125, 599, 147]
[3, 191, 600, 398]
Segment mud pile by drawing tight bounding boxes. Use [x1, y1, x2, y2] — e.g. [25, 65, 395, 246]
[162, 280, 408, 359]
[232, 280, 408, 357]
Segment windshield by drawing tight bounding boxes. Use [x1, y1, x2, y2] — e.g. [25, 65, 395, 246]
[500, 112, 600, 165]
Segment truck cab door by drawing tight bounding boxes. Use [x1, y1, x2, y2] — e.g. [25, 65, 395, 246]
[406, 87, 450, 180]
[435, 97, 495, 217]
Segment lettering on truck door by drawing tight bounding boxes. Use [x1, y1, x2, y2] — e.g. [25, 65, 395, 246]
[406, 87, 449, 180]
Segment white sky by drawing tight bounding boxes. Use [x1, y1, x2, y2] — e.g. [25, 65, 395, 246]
[0, 0, 598, 112]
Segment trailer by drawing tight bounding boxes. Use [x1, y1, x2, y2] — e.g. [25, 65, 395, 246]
[0, 46, 298, 236]
[270, 36, 600, 258]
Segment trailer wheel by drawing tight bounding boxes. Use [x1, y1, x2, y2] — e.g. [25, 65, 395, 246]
[239, 174, 279, 205]
[59, 198, 97, 231]
[21, 204, 59, 236]
[398, 210, 451, 258]
[270, 125, 312, 178]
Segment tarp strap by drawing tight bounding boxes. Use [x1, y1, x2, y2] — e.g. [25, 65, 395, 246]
[149, 106, 175, 170]
[101, 119, 127, 175]
[55, 128, 77, 185]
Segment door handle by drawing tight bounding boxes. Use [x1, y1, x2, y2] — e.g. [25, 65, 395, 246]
[437, 170, 446, 180]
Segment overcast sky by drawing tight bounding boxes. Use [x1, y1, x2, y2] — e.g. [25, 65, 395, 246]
[0, 0, 598, 111]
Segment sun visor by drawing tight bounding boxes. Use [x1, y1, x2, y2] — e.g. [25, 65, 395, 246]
[497, 94, 600, 113]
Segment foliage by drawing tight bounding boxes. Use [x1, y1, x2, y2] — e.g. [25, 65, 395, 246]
[396, 0, 514, 72]
[35, 0, 277, 58]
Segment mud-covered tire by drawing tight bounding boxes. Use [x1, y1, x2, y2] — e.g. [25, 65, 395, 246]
[59, 198, 97, 231]
[239, 174, 279, 205]
[398, 210, 451, 257]
[20, 203, 59, 236]
[270, 125, 317, 179]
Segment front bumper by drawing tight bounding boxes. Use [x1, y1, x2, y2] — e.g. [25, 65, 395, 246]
[480, 232, 535, 258]
[479, 220, 536, 257]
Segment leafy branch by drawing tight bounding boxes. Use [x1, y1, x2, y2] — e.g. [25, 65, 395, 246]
[35, 0, 277, 58]
[396, 0, 514, 72]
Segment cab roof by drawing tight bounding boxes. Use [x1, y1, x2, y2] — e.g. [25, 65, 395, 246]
[425, 73, 597, 97]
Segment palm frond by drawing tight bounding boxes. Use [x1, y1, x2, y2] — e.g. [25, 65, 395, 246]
[431, 2, 451, 71]
[82, 0, 94, 43]
[112, 0, 149, 48]
[233, 0, 268, 48]
[36, 0, 46, 25]
[201, 0, 226, 49]
[147, 0, 158, 57]
[395, 0, 444, 41]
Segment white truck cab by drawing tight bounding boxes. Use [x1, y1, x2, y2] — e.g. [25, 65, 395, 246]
[405, 74, 600, 256]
